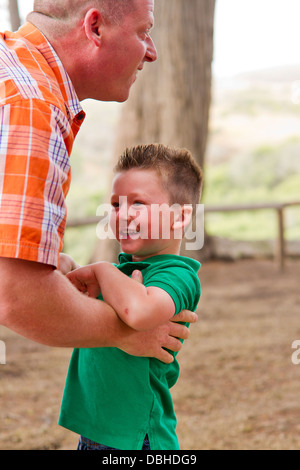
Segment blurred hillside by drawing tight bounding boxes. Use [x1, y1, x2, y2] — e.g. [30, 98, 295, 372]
[204, 64, 300, 242]
[65, 66, 300, 264]
[207, 64, 300, 166]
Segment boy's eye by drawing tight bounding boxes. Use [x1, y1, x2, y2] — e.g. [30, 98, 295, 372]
[133, 201, 144, 206]
[111, 202, 119, 209]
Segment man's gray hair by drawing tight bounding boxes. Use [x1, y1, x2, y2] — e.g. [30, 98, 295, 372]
[32, 0, 137, 25]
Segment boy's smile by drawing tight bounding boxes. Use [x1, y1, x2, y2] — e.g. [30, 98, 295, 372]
[109, 169, 183, 261]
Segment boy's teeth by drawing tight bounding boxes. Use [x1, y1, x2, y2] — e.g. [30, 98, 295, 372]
[120, 230, 139, 235]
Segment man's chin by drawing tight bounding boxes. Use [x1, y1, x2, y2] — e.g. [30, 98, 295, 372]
[114, 84, 133, 103]
[91, 87, 131, 103]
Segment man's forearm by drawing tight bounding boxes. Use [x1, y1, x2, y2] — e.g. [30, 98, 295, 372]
[0, 258, 195, 363]
[0, 258, 129, 348]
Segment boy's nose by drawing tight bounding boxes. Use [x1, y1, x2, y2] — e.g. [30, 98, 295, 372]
[118, 203, 129, 221]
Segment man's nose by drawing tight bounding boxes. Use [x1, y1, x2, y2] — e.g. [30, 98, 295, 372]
[145, 35, 158, 63]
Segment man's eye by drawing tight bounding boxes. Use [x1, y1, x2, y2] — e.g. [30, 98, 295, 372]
[111, 202, 119, 208]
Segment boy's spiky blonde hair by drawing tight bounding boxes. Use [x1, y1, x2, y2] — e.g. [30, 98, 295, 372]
[115, 143, 203, 210]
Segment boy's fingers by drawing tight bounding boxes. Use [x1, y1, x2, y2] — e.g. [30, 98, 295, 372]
[131, 270, 143, 283]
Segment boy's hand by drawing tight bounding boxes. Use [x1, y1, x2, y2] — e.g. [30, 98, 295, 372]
[67, 265, 102, 298]
[67, 263, 140, 298]
[58, 253, 80, 275]
[131, 270, 143, 283]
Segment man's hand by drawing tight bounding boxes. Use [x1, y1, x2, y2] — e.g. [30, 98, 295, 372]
[0, 257, 197, 358]
[171, 309, 198, 325]
[119, 309, 198, 364]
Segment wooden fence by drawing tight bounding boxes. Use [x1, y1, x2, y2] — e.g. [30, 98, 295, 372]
[66, 200, 300, 271]
[205, 200, 300, 271]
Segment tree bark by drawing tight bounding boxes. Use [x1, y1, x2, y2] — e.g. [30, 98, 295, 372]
[8, 0, 21, 31]
[92, 0, 216, 263]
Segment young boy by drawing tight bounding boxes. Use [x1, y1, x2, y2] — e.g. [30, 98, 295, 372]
[59, 143, 203, 450]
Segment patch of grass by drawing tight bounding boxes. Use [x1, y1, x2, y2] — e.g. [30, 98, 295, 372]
[205, 210, 278, 241]
[203, 139, 300, 241]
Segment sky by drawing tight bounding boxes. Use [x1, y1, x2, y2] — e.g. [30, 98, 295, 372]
[1, 0, 300, 77]
[213, 0, 300, 77]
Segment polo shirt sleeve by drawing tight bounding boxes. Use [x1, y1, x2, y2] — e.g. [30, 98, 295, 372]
[0, 98, 72, 267]
[143, 261, 201, 315]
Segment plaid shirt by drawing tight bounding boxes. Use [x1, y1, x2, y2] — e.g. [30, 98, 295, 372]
[0, 23, 85, 267]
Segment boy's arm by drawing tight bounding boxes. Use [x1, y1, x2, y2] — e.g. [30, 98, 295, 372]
[0, 258, 196, 363]
[67, 262, 176, 331]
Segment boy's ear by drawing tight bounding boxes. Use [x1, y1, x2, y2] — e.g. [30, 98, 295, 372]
[84, 8, 104, 47]
[172, 205, 193, 231]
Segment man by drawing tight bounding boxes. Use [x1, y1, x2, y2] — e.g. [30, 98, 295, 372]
[0, 0, 197, 363]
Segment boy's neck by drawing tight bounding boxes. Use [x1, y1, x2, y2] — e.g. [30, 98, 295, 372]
[131, 241, 182, 262]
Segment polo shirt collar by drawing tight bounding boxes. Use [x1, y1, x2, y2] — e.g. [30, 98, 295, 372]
[118, 252, 201, 271]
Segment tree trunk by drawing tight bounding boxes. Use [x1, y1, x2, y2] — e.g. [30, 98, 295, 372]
[91, 0, 216, 263]
[8, 0, 21, 31]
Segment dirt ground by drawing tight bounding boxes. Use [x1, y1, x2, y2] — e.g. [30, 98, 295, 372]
[1, 257, 300, 450]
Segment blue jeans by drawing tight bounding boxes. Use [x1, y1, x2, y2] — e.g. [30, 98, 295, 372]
[77, 435, 151, 451]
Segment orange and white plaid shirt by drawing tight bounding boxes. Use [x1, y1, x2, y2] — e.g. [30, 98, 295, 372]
[0, 23, 85, 267]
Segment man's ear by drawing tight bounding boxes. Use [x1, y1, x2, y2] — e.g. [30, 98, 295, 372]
[84, 8, 103, 47]
[172, 205, 193, 231]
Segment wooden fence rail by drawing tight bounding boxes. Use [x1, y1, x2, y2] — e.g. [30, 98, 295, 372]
[205, 200, 300, 271]
[66, 200, 300, 271]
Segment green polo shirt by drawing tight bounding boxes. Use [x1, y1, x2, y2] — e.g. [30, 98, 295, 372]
[59, 253, 201, 450]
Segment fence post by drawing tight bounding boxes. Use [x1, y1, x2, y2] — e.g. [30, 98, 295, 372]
[276, 207, 285, 272]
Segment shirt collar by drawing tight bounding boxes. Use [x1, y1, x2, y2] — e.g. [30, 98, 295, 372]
[117, 252, 201, 272]
[16, 22, 85, 122]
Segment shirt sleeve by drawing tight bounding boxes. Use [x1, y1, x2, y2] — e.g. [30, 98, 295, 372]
[143, 262, 201, 315]
[0, 98, 72, 267]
